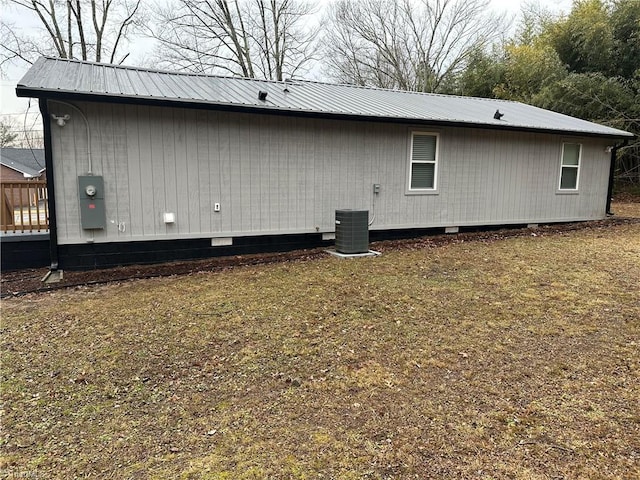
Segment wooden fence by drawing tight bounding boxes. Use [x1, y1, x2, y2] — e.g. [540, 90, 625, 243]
[1, 180, 49, 233]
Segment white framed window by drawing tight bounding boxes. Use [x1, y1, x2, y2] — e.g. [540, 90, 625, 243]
[559, 143, 581, 191]
[408, 131, 439, 192]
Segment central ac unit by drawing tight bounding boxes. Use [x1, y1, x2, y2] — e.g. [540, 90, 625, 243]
[335, 209, 369, 254]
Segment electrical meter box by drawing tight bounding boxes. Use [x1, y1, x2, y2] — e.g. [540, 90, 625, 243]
[78, 175, 106, 229]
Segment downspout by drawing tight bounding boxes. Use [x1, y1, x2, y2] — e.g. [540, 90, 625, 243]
[606, 139, 629, 215]
[39, 98, 60, 276]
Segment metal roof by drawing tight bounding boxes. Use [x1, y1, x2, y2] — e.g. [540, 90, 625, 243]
[0, 147, 46, 177]
[16, 56, 634, 139]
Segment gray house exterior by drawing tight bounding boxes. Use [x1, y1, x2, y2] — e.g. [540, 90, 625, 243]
[16, 57, 634, 270]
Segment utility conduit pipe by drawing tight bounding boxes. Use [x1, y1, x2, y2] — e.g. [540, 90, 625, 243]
[49, 100, 93, 175]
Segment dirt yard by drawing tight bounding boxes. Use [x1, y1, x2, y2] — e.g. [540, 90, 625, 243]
[2, 202, 640, 298]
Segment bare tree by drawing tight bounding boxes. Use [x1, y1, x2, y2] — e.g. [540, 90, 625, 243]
[0, 0, 143, 73]
[0, 117, 19, 148]
[150, 0, 318, 80]
[323, 0, 506, 92]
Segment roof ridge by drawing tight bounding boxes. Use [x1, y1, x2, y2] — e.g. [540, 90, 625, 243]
[42, 56, 289, 85]
[41, 57, 516, 103]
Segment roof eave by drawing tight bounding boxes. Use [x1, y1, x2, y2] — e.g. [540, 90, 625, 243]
[1, 163, 34, 176]
[17, 86, 636, 141]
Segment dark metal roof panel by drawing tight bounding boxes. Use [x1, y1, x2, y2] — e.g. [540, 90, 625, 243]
[16, 57, 635, 139]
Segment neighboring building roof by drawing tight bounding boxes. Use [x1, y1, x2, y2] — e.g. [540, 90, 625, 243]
[0, 147, 46, 177]
[17, 56, 634, 140]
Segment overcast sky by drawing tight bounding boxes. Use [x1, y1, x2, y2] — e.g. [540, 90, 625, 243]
[0, 0, 574, 123]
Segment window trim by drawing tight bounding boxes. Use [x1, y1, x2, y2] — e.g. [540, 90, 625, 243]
[558, 142, 582, 193]
[407, 131, 440, 195]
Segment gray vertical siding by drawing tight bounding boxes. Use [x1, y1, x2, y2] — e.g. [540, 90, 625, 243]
[48, 100, 612, 245]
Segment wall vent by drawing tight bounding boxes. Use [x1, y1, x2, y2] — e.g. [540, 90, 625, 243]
[335, 210, 369, 254]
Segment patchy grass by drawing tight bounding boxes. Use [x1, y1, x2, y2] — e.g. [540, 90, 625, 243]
[2, 221, 639, 479]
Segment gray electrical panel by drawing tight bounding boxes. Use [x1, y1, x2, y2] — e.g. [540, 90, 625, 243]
[78, 175, 106, 229]
[335, 209, 369, 254]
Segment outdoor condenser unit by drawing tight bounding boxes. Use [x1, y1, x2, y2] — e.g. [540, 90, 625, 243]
[335, 209, 369, 254]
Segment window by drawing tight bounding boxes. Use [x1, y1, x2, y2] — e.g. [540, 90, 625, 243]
[409, 132, 438, 191]
[559, 143, 581, 190]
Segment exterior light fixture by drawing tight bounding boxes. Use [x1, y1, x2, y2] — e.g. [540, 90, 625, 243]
[51, 114, 71, 126]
